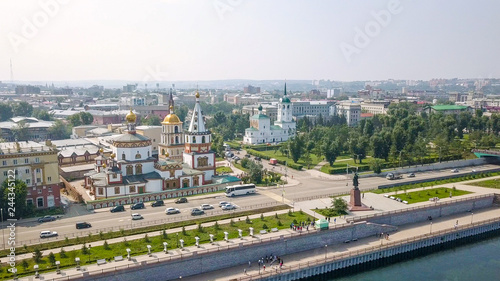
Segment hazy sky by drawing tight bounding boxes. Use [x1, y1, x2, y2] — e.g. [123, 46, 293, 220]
[1, 0, 499, 82]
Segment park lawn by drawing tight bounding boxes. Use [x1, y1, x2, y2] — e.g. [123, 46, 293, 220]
[2, 211, 312, 280]
[254, 150, 323, 167]
[392, 187, 472, 204]
[232, 162, 248, 173]
[468, 179, 500, 189]
[216, 166, 233, 174]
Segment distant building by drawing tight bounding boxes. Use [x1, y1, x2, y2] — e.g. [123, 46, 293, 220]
[15, 85, 40, 95]
[292, 101, 334, 118]
[360, 103, 389, 115]
[336, 102, 361, 126]
[0, 141, 61, 209]
[327, 88, 341, 98]
[123, 84, 137, 92]
[244, 85, 260, 94]
[0, 117, 55, 141]
[242, 104, 278, 122]
[136, 125, 161, 157]
[428, 105, 472, 115]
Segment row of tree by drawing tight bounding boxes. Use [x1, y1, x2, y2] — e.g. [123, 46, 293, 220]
[282, 103, 500, 169]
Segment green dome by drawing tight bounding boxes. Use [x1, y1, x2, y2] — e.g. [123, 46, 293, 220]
[281, 97, 291, 103]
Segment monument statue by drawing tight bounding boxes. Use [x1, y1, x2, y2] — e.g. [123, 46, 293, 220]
[349, 172, 370, 211]
[352, 173, 359, 189]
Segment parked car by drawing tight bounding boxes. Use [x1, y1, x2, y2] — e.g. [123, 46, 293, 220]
[38, 216, 56, 223]
[165, 207, 180, 215]
[175, 197, 188, 204]
[472, 169, 477, 172]
[255, 157, 261, 161]
[110, 205, 125, 213]
[232, 156, 240, 161]
[225, 152, 234, 158]
[191, 208, 205, 216]
[407, 173, 415, 178]
[219, 201, 230, 207]
[151, 200, 165, 207]
[451, 168, 459, 173]
[131, 202, 145, 210]
[244, 154, 251, 158]
[222, 204, 236, 210]
[200, 204, 214, 210]
[40, 231, 58, 238]
[131, 213, 143, 220]
[76, 222, 92, 229]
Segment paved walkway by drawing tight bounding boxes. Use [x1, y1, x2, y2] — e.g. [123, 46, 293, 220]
[13, 205, 500, 281]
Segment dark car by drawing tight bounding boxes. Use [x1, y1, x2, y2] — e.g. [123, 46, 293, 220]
[255, 157, 261, 161]
[131, 202, 145, 210]
[175, 197, 188, 204]
[151, 200, 164, 207]
[76, 222, 92, 229]
[110, 205, 125, 213]
[191, 208, 205, 216]
[38, 216, 56, 223]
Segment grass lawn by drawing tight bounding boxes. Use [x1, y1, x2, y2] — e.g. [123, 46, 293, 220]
[232, 162, 248, 173]
[254, 150, 323, 168]
[216, 166, 233, 174]
[1, 211, 312, 280]
[468, 179, 500, 189]
[312, 208, 346, 218]
[392, 187, 472, 204]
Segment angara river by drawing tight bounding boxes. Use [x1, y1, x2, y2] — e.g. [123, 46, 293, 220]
[322, 236, 500, 281]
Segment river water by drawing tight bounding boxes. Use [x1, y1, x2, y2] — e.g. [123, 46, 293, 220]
[325, 236, 500, 281]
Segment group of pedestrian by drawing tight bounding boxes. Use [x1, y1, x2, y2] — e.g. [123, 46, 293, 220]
[290, 221, 311, 232]
[252, 255, 284, 273]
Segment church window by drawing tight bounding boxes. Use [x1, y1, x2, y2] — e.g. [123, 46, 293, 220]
[122, 153, 126, 160]
[173, 182, 176, 188]
[135, 164, 142, 174]
[175, 126, 179, 133]
[98, 188, 103, 195]
[114, 187, 120, 194]
[287, 105, 290, 109]
[283, 105, 285, 109]
[126, 165, 133, 175]
[197, 157, 208, 167]
[162, 149, 165, 155]
[175, 136, 179, 144]
[202, 136, 206, 143]
[194, 125, 197, 130]
[135, 152, 141, 159]
[193, 136, 196, 143]
[148, 151, 150, 157]
[194, 117, 198, 122]
[129, 186, 136, 193]
[182, 179, 189, 188]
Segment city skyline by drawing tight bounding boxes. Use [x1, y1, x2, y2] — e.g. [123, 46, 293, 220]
[1, 0, 499, 82]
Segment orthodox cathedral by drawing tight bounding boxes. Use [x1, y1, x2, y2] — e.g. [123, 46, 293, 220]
[85, 92, 216, 199]
[243, 84, 296, 144]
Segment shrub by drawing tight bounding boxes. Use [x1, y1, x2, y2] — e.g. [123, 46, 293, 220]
[293, 219, 298, 224]
[144, 234, 150, 243]
[214, 221, 220, 230]
[99, 231, 104, 239]
[103, 240, 110, 250]
[48, 252, 56, 266]
[33, 249, 42, 263]
[275, 213, 279, 219]
[59, 247, 67, 258]
[182, 226, 187, 235]
[260, 214, 265, 221]
[262, 224, 269, 229]
[21, 259, 29, 271]
[198, 223, 204, 233]
[278, 220, 283, 226]
[288, 209, 293, 216]
[246, 216, 251, 224]
[81, 244, 88, 255]
[230, 219, 236, 226]
[162, 230, 168, 239]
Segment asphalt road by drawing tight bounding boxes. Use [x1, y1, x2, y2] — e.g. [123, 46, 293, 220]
[6, 159, 498, 246]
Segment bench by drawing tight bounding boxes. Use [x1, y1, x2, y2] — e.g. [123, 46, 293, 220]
[114, 256, 123, 262]
[260, 230, 267, 234]
[402, 201, 409, 204]
[97, 259, 107, 265]
[389, 196, 395, 200]
[384, 194, 389, 198]
[271, 228, 278, 232]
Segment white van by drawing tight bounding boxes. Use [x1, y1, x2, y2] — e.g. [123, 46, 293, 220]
[40, 231, 58, 238]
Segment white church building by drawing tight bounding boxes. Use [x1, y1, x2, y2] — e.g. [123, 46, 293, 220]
[243, 84, 296, 144]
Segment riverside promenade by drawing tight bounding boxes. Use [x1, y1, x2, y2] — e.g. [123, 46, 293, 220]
[10, 205, 500, 281]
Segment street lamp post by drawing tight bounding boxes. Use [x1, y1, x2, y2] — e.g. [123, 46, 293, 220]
[471, 212, 474, 224]
[430, 222, 432, 234]
[88, 245, 91, 263]
[176, 233, 179, 248]
[324, 245, 328, 260]
[129, 195, 132, 230]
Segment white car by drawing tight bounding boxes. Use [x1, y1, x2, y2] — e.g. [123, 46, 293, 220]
[131, 213, 143, 220]
[40, 231, 58, 238]
[219, 201, 230, 207]
[222, 204, 236, 210]
[451, 169, 459, 173]
[165, 207, 180, 215]
[200, 204, 214, 210]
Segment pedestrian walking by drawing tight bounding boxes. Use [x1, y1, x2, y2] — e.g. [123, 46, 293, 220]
[244, 268, 247, 275]
[263, 265, 266, 271]
[334, 218, 336, 224]
[362, 193, 364, 198]
[248, 260, 251, 267]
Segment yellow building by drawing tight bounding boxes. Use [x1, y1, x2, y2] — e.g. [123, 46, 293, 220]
[0, 141, 61, 209]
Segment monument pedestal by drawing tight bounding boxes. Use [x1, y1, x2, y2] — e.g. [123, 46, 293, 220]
[349, 187, 372, 211]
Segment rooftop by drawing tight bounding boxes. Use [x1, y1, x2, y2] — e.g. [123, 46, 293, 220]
[431, 105, 469, 111]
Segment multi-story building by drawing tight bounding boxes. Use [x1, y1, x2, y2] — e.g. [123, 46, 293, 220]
[241, 104, 278, 122]
[292, 101, 334, 117]
[0, 141, 61, 209]
[0, 117, 55, 141]
[136, 125, 161, 157]
[428, 105, 472, 115]
[244, 85, 261, 94]
[360, 103, 389, 115]
[15, 85, 41, 95]
[336, 102, 361, 126]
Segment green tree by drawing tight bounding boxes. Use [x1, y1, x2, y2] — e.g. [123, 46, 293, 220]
[12, 101, 33, 116]
[21, 259, 29, 271]
[48, 119, 71, 139]
[248, 161, 263, 184]
[67, 114, 82, 127]
[33, 249, 43, 263]
[142, 115, 161, 126]
[48, 252, 56, 266]
[0, 179, 28, 219]
[80, 112, 94, 125]
[11, 120, 30, 141]
[331, 198, 348, 215]
[0, 103, 13, 121]
[371, 158, 383, 174]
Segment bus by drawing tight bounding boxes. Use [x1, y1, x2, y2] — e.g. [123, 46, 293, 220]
[225, 184, 256, 197]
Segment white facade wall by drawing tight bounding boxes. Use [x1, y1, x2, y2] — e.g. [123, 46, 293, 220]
[114, 146, 151, 162]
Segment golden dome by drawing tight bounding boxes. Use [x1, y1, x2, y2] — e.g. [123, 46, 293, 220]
[195, 91, 200, 98]
[99, 148, 104, 153]
[164, 151, 169, 157]
[162, 106, 181, 124]
[125, 109, 137, 123]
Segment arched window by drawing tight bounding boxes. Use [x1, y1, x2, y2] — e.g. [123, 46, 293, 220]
[126, 165, 133, 175]
[122, 153, 126, 160]
[202, 136, 206, 143]
[162, 149, 165, 155]
[135, 164, 142, 174]
[174, 126, 178, 133]
[194, 125, 197, 130]
[287, 105, 290, 109]
[175, 136, 179, 144]
[135, 152, 141, 159]
[147, 151, 150, 157]
[193, 136, 196, 143]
